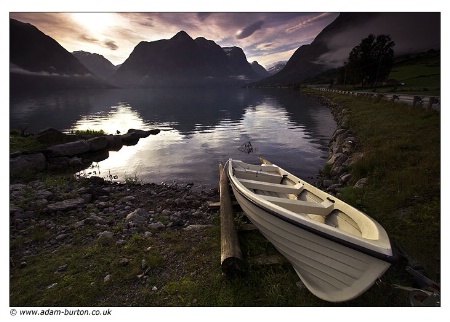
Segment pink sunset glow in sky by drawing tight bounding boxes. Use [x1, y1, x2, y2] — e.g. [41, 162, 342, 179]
[9, 11, 339, 68]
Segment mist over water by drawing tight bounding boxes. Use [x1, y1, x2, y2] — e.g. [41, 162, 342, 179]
[10, 88, 336, 188]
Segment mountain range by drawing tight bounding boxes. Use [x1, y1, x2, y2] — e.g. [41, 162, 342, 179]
[10, 12, 440, 90]
[109, 31, 262, 88]
[10, 19, 111, 91]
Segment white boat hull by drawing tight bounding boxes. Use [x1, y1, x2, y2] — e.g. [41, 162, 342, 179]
[227, 159, 394, 302]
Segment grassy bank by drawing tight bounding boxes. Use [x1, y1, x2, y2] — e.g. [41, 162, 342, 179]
[308, 89, 440, 282]
[312, 51, 440, 96]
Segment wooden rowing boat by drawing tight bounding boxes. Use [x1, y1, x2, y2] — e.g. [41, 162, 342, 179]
[227, 158, 396, 302]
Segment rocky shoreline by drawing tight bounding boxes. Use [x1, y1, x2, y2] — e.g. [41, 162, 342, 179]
[10, 128, 161, 178]
[307, 92, 368, 194]
[10, 176, 219, 267]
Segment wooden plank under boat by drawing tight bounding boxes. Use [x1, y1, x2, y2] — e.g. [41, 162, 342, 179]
[226, 158, 396, 302]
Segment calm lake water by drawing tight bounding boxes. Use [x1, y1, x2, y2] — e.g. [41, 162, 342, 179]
[10, 88, 337, 189]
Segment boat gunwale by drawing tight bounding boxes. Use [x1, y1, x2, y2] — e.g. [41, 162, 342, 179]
[227, 160, 397, 264]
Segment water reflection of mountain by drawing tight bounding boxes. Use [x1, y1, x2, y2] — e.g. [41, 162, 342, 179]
[10, 89, 119, 132]
[263, 89, 337, 152]
[113, 88, 264, 135]
[10, 88, 335, 140]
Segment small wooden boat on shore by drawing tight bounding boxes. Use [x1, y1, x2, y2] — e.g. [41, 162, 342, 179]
[227, 158, 396, 302]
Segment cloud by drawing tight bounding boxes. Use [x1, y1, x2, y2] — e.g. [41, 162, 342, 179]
[197, 13, 212, 21]
[236, 20, 264, 39]
[104, 40, 118, 50]
[109, 26, 138, 41]
[286, 13, 334, 33]
[79, 34, 98, 43]
[10, 63, 91, 77]
[255, 42, 274, 50]
[138, 17, 154, 27]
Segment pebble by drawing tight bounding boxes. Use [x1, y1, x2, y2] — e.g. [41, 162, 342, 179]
[55, 264, 68, 274]
[119, 258, 130, 266]
[354, 178, 368, 189]
[149, 222, 165, 230]
[97, 231, 114, 246]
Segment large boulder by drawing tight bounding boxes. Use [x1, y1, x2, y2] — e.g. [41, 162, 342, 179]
[10, 153, 46, 176]
[125, 208, 151, 226]
[35, 128, 78, 145]
[48, 140, 90, 157]
[127, 129, 160, 138]
[121, 129, 160, 146]
[120, 133, 140, 146]
[79, 149, 109, 163]
[87, 136, 108, 151]
[105, 135, 123, 151]
[46, 198, 86, 212]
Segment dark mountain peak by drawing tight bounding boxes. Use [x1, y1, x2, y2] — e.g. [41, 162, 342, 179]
[10, 18, 112, 90]
[267, 61, 287, 75]
[223, 47, 247, 62]
[10, 18, 91, 76]
[72, 50, 118, 80]
[11, 18, 37, 32]
[111, 31, 262, 87]
[73, 50, 101, 59]
[251, 61, 270, 78]
[195, 37, 216, 47]
[223, 46, 243, 55]
[171, 30, 194, 42]
[222, 46, 259, 79]
[72, 50, 112, 64]
[195, 37, 224, 53]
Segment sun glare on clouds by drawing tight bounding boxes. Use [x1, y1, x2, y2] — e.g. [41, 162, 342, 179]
[69, 13, 117, 35]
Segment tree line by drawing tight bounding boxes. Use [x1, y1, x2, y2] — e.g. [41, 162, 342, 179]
[336, 34, 395, 87]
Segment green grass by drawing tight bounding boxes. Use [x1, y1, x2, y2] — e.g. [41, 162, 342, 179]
[317, 51, 440, 96]
[10, 198, 415, 307]
[386, 63, 440, 95]
[10, 130, 44, 153]
[309, 90, 440, 282]
[69, 129, 105, 138]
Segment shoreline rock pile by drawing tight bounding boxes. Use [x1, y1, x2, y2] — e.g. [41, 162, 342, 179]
[307, 93, 368, 194]
[10, 128, 160, 177]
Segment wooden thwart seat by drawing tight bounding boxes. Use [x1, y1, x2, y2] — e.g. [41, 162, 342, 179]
[240, 178, 304, 195]
[258, 194, 334, 217]
[232, 161, 280, 173]
[233, 168, 283, 184]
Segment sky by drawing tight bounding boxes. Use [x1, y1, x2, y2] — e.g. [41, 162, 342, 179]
[9, 11, 339, 69]
[7, 1, 446, 70]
